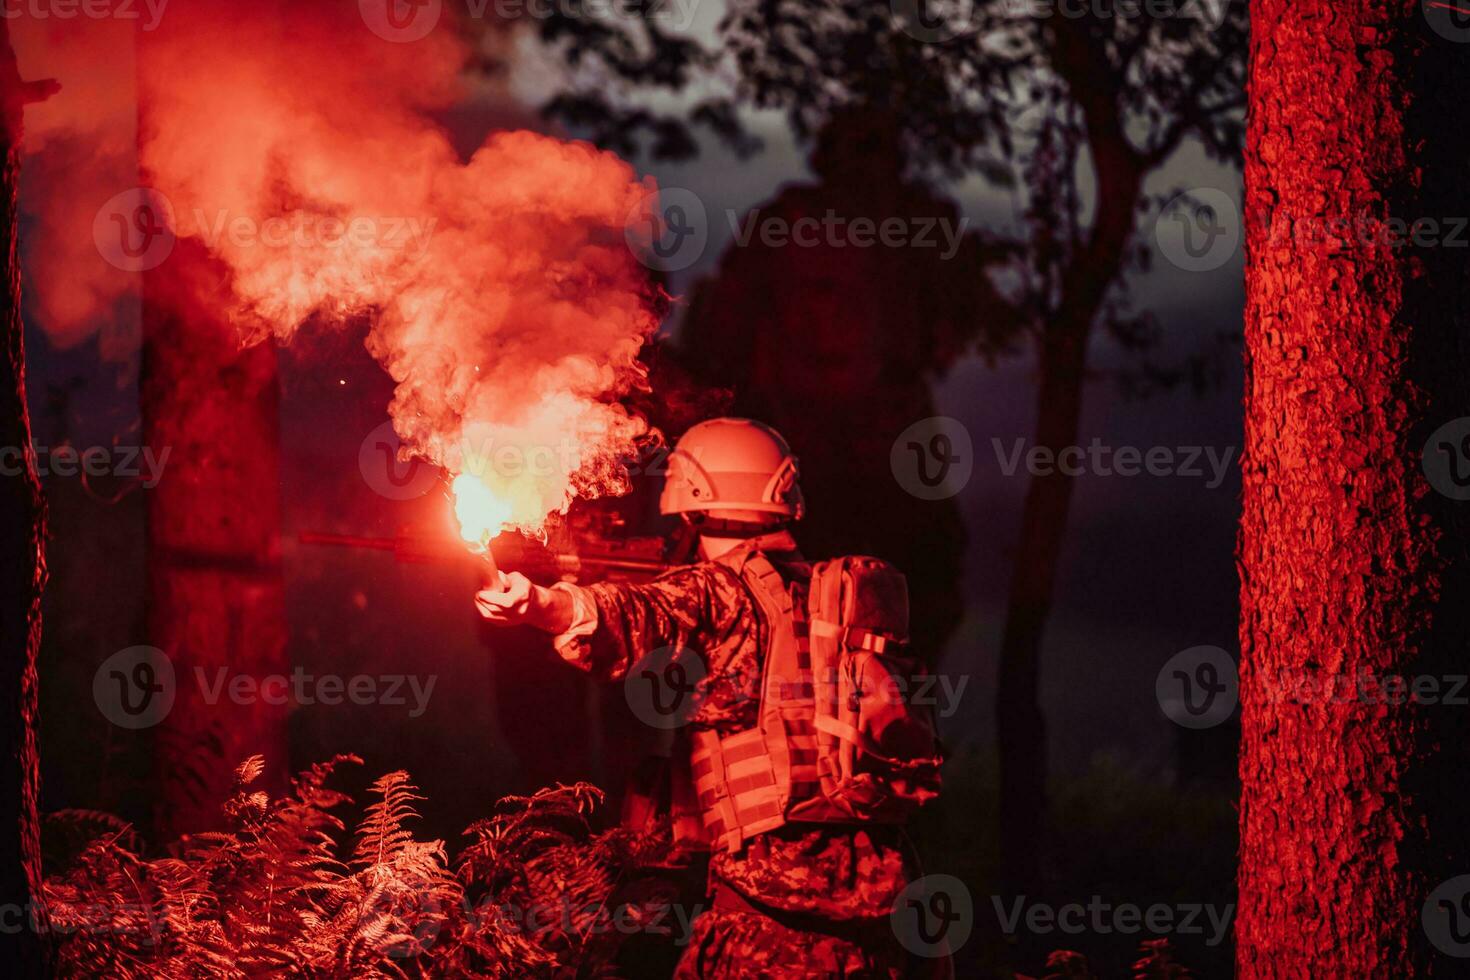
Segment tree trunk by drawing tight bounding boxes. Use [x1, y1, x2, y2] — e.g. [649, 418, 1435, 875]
[0, 22, 52, 976]
[136, 16, 291, 836]
[1238, 2, 1470, 974]
[995, 59, 1144, 891]
[995, 315, 1088, 895]
[140, 240, 290, 838]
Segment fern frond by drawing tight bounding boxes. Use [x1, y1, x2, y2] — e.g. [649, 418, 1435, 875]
[235, 756, 267, 786]
[44, 760, 668, 979]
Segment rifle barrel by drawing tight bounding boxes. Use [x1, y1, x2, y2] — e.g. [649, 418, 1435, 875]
[297, 531, 397, 552]
[296, 530, 671, 576]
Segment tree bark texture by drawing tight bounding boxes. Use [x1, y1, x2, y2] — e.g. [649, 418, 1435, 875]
[1239, 2, 1470, 974]
[0, 20, 51, 975]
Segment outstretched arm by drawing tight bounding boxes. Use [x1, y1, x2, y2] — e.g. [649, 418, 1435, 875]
[476, 564, 748, 682]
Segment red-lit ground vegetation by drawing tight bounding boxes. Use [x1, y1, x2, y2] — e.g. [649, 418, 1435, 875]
[40, 755, 1199, 978]
[42, 757, 672, 978]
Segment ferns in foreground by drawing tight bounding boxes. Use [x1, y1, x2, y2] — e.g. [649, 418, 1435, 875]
[42, 756, 672, 979]
[43, 757, 1198, 978]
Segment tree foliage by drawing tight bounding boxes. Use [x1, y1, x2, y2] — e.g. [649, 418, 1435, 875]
[532, 0, 1246, 372]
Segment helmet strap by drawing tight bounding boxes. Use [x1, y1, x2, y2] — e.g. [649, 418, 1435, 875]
[666, 519, 701, 565]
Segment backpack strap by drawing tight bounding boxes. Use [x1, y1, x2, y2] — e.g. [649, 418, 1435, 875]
[808, 619, 907, 654]
[742, 552, 820, 796]
[688, 549, 818, 850]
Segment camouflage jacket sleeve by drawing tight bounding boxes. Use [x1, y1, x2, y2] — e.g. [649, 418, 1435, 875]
[553, 563, 755, 682]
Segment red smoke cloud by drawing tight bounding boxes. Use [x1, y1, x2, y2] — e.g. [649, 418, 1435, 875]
[12, 18, 137, 353]
[16, 2, 663, 537]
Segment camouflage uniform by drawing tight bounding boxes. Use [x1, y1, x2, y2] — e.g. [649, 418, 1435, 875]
[554, 531, 917, 978]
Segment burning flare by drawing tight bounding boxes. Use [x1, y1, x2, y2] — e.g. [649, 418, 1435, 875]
[451, 474, 513, 550]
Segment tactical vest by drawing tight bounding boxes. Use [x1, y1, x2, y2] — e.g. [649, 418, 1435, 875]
[685, 544, 944, 852]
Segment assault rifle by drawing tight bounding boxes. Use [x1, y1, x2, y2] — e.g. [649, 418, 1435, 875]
[296, 515, 686, 584]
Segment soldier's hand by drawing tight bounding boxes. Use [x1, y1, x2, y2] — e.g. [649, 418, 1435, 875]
[475, 573, 576, 634]
[475, 572, 536, 625]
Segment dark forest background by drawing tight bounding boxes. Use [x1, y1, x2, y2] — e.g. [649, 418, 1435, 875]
[17, 2, 1246, 975]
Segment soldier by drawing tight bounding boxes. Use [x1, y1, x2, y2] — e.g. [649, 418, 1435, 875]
[475, 418, 944, 978]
